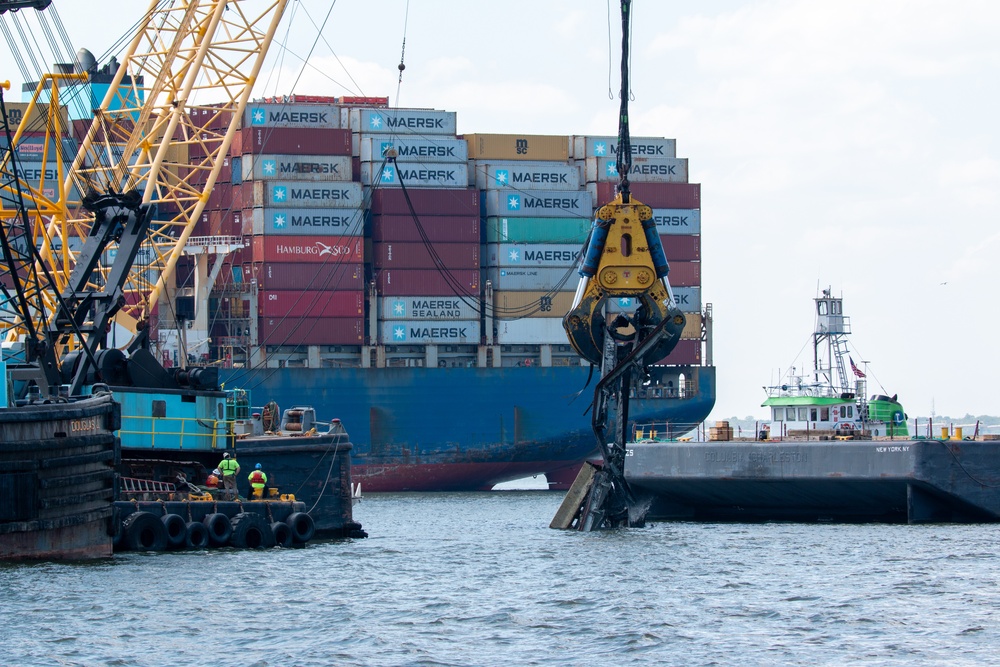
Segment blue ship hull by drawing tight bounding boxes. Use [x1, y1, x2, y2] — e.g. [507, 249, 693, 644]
[220, 364, 716, 491]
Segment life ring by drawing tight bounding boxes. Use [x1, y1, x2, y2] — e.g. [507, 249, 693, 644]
[261, 400, 280, 432]
[840, 422, 855, 431]
[161, 513, 188, 549]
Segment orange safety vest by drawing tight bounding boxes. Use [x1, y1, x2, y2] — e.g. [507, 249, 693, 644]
[249, 470, 267, 487]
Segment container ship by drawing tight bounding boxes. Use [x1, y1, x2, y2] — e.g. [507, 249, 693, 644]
[46, 96, 716, 492]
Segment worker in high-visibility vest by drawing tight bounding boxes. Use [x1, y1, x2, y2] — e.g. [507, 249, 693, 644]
[248, 463, 269, 499]
[217, 452, 240, 500]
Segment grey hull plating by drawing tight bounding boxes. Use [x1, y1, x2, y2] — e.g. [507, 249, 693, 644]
[625, 439, 1000, 523]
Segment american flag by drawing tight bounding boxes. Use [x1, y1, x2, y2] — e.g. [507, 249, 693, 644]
[849, 356, 866, 378]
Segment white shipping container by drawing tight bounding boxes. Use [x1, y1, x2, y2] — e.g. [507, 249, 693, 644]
[652, 209, 701, 235]
[571, 135, 676, 159]
[380, 320, 480, 345]
[359, 135, 469, 163]
[242, 154, 352, 182]
[359, 161, 467, 188]
[483, 189, 592, 218]
[243, 103, 341, 129]
[349, 108, 457, 135]
[249, 180, 363, 208]
[486, 244, 581, 268]
[605, 287, 701, 313]
[472, 162, 581, 190]
[579, 157, 689, 183]
[486, 267, 578, 292]
[379, 296, 479, 321]
[494, 317, 566, 345]
[250, 207, 364, 236]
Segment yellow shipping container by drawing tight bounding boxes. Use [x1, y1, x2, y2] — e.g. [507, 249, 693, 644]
[493, 290, 575, 318]
[5, 102, 71, 133]
[465, 133, 569, 161]
[681, 313, 703, 339]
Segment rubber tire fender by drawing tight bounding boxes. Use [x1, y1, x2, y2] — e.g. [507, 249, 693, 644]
[161, 513, 187, 549]
[122, 511, 169, 552]
[271, 521, 293, 548]
[286, 511, 316, 543]
[229, 512, 276, 549]
[203, 512, 233, 547]
[185, 521, 210, 549]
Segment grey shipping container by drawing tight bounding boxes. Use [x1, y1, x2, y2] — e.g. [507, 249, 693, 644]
[580, 156, 689, 183]
[652, 209, 701, 235]
[243, 103, 341, 129]
[349, 108, 457, 135]
[486, 244, 581, 268]
[247, 180, 363, 208]
[605, 287, 701, 314]
[378, 295, 480, 321]
[485, 266, 578, 292]
[472, 161, 580, 190]
[380, 320, 480, 345]
[359, 135, 469, 163]
[242, 154, 352, 181]
[250, 207, 364, 236]
[571, 135, 676, 159]
[483, 189, 592, 218]
[494, 317, 566, 345]
[359, 161, 467, 188]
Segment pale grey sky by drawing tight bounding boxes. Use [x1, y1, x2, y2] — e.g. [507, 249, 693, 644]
[3, 1, 997, 420]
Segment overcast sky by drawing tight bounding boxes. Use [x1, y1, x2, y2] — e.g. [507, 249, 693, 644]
[3, 1, 997, 421]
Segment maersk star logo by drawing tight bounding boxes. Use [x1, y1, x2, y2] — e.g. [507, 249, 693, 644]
[507, 248, 520, 263]
[380, 141, 393, 157]
[594, 141, 607, 156]
[262, 159, 277, 176]
[605, 161, 619, 177]
[392, 300, 406, 316]
[393, 325, 406, 341]
[494, 169, 509, 186]
[251, 108, 265, 125]
[369, 113, 384, 130]
[618, 297, 632, 308]
[272, 185, 287, 202]
[506, 194, 520, 211]
[273, 212, 287, 229]
[381, 165, 396, 183]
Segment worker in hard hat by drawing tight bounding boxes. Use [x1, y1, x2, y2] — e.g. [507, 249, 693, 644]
[217, 452, 240, 500]
[248, 463, 269, 500]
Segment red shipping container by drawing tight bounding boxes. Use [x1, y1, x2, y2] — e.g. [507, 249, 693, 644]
[667, 261, 701, 287]
[370, 188, 479, 216]
[207, 209, 242, 236]
[372, 242, 479, 270]
[253, 262, 364, 291]
[371, 215, 480, 243]
[206, 182, 232, 210]
[259, 316, 364, 346]
[194, 211, 212, 236]
[592, 181, 700, 209]
[240, 127, 351, 156]
[252, 235, 363, 263]
[651, 338, 702, 366]
[259, 289, 364, 318]
[661, 234, 700, 261]
[376, 269, 479, 297]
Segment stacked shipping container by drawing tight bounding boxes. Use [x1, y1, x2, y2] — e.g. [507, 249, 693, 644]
[195, 96, 704, 367]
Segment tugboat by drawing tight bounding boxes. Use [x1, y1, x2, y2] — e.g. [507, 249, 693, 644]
[623, 289, 1000, 524]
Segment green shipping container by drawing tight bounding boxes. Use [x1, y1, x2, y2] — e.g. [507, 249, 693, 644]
[485, 216, 592, 244]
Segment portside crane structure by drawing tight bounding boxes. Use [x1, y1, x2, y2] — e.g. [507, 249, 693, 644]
[0, 0, 289, 397]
